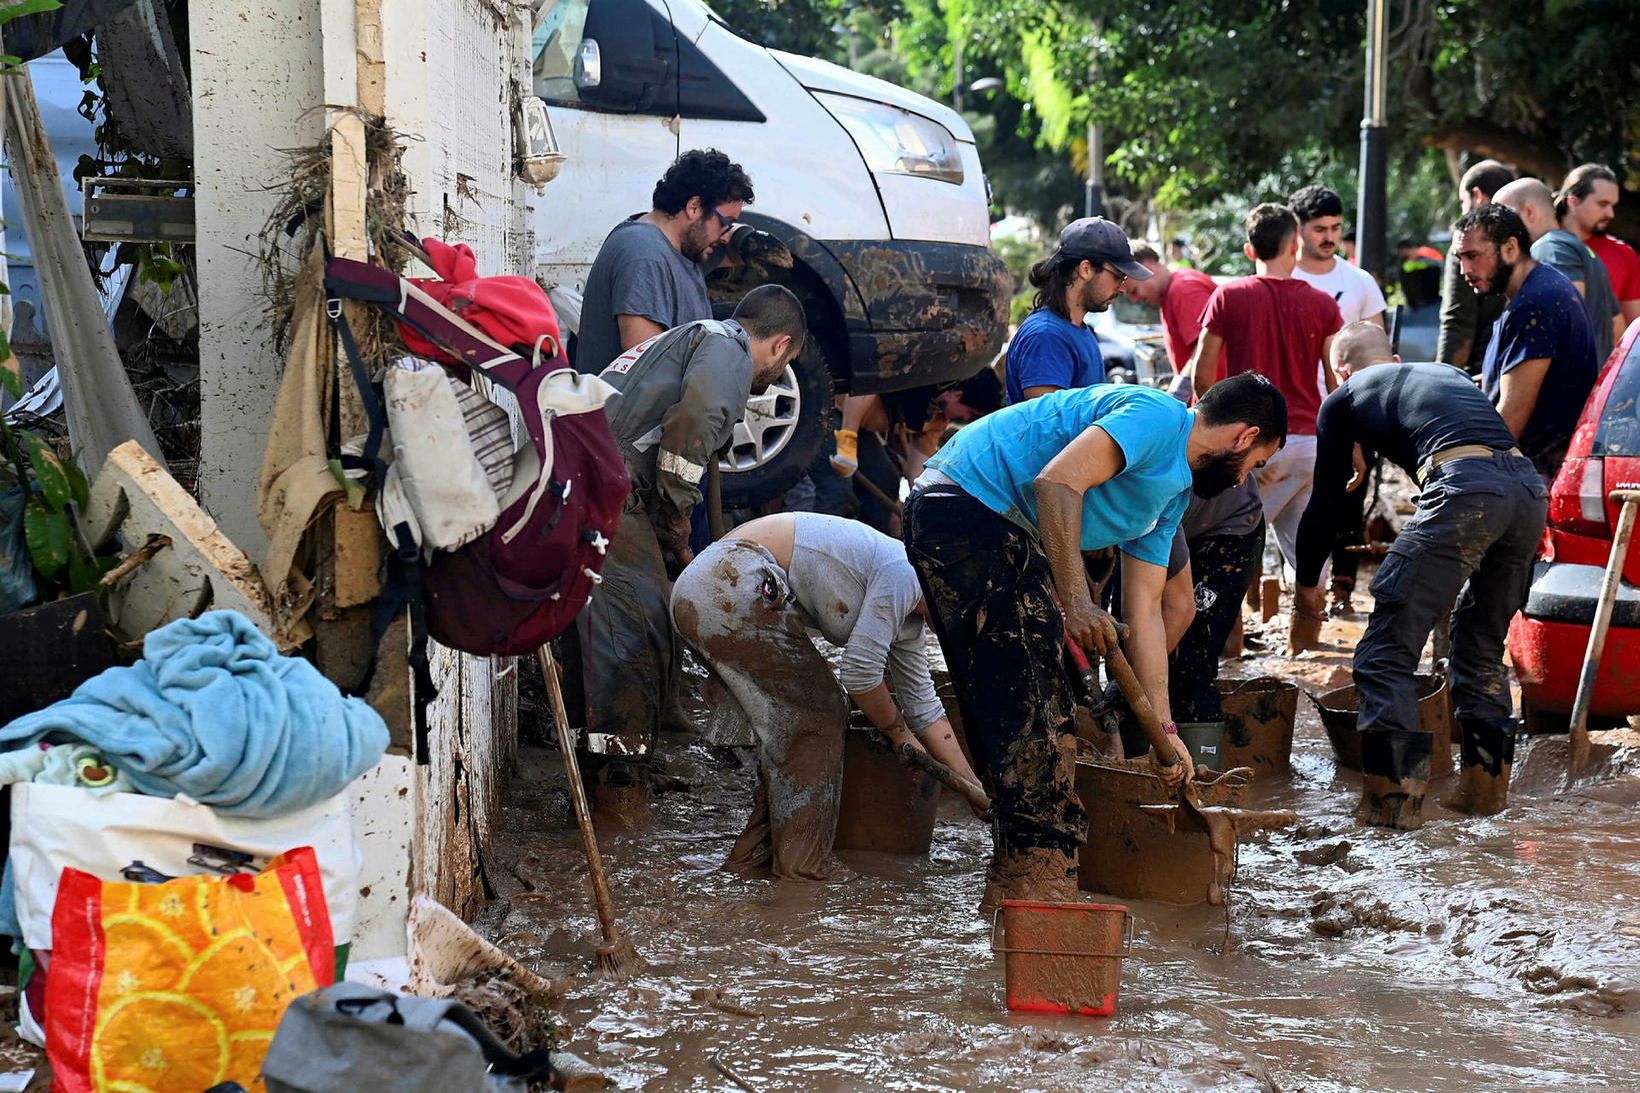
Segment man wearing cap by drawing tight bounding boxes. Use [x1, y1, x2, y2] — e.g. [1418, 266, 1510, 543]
[1004, 218, 1151, 405]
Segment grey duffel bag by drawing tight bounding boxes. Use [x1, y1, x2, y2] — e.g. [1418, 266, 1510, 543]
[261, 981, 556, 1092]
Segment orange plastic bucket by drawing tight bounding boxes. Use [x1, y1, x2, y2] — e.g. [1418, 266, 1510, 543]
[992, 900, 1133, 1016]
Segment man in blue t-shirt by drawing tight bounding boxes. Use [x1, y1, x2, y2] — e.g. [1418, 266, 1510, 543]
[1454, 203, 1599, 482]
[903, 376, 1287, 911]
[1004, 217, 1153, 404]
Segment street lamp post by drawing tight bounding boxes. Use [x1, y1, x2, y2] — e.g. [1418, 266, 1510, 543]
[1357, 0, 1389, 279]
[1085, 118, 1104, 219]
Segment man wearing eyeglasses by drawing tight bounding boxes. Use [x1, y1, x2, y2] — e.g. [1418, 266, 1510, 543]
[1002, 217, 1148, 405]
[574, 148, 753, 377]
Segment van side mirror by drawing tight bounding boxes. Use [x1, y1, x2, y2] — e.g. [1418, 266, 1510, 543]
[574, 39, 602, 91]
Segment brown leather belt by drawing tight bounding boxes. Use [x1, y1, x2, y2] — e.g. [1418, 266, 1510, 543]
[1415, 444, 1522, 487]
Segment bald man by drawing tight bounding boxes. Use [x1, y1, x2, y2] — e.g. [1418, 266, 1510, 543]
[1294, 323, 1546, 831]
[1495, 178, 1620, 363]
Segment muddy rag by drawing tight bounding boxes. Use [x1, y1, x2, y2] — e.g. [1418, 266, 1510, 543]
[0, 608, 388, 814]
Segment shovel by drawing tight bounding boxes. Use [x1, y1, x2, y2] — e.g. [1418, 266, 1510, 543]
[535, 646, 645, 978]
[1103, 623, 1184, 773]
[1566, 489, 1640, 786]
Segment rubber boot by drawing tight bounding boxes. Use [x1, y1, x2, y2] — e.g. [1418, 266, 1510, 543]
[587, 759, 655, 830]
[1356, 729, 1432, 830]
[1289, 610, 1323, 654]
[1441, 718, 1515, 816]
[1328, 575, 1356, 617]
[978, 847, 1080, 917]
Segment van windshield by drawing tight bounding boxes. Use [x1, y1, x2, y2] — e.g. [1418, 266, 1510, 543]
[1593, 337, 1640, 456]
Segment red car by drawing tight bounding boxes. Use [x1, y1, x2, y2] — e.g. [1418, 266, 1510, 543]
[1508, 317, 1640, 732]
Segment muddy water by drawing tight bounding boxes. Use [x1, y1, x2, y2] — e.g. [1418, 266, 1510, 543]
[490, 609, 1640, 1091]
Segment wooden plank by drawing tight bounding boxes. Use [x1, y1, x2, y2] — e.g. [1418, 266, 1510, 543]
[355, 0, 386, 117]
[333, 499, 382, 606]
[83, 440, 280, 645]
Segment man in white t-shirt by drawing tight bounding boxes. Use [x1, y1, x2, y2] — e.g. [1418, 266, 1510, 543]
[1290, 185, 1388, 327]
[1288, 185, 1387, 618]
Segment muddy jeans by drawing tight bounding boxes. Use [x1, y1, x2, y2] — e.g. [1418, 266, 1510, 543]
[1171, 521, 1266, 723]
[671, 539, 851, 881]
[903, 488, 1085, 858]
[575, 497, 679, 773]
[1355, 454, 1548, 737]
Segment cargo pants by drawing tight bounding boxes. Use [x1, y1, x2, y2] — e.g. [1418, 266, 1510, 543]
[671, 538, 851, 881]
[1170, 521, 1266, 724]
[574, 494, 679, 774]
[1354, 454, 1548, 744]
[903, 488, 1085, 858]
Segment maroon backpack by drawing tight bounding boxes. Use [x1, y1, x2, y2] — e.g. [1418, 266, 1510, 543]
[325, 251, 629, 659]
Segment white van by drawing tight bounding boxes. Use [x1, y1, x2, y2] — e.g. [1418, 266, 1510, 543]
[530, 0, 1010, 504]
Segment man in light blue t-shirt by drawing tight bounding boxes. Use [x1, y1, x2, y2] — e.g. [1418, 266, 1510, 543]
[1004, 217, 1152, 404]
[904, 375, 1287, 910]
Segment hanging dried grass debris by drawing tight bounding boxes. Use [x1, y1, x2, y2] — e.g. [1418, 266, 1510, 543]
[256, 110, 416, 372]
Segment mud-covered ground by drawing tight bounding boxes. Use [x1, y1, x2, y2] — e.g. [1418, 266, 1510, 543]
[487, 603, 1640, 1091]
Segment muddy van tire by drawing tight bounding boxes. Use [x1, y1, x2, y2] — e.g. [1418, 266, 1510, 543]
[716, 338, 833, 509]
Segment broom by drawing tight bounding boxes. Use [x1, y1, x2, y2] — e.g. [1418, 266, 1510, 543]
[535, 646, 645, 979]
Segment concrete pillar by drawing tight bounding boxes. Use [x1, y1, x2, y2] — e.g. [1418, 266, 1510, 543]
[192, 0, 325, 560]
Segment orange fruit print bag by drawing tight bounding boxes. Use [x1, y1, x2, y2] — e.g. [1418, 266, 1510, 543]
[45, 847, 335, 1093]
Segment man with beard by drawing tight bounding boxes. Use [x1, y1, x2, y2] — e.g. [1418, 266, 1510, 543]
[577, 287, 808, 824]
[1003, 217, 1151, 404]
[1438, 159, 1515, 373]
[904, 374, 1286, 909]
[1293, 323, 1546, 830]
[1557, 163, 1640, 329]
[1494, 177, 1619, 365]
[574, 149, 753, 374]
[1453, 203, 1598, 482]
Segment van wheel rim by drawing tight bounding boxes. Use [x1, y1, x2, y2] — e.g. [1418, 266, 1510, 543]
[721, 364, 800, 473]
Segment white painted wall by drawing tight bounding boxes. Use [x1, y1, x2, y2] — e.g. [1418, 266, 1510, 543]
[192, 0, 324, 560]
[193, 0, 528, 953]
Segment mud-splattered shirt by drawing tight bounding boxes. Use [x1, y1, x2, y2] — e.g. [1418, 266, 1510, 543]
[1480, 263, 1599, 479]
[786, 514, 943, 733]
[923, 384, 1193, 568]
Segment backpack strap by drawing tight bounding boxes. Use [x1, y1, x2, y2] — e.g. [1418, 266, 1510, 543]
[324, 257, 539, 392]
[372, 521, 437, 761]
[328, 297, 389, 484]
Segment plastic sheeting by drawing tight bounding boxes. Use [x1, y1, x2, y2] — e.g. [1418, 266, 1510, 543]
[1, 68, 165, 475]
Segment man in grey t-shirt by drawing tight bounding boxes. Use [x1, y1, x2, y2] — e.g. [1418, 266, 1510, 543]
[574, 149, 754, 374]
[1496, 177, 1619, 364]
[671, 512, 985, 881]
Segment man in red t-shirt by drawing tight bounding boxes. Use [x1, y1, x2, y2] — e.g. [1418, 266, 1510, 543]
[1556, 162, 1639, 335]
[1188, 204, 1344, 622]
[1121, 241, 1222, 396]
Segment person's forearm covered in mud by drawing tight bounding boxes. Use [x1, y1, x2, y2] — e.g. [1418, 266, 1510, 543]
[1036, 426, 1191, 786]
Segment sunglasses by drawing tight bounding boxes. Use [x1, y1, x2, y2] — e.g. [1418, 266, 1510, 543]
[1099, 264, 1128, 287]
[709, 207, 737, 235]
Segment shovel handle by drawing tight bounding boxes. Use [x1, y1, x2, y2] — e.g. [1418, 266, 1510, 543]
[1567, 493, 1640, 781]
[1104, 644, 1181, 768]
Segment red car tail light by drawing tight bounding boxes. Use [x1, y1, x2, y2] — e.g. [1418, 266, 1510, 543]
[1549, 457, 1610, 536]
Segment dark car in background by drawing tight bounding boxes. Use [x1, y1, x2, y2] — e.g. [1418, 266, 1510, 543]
[1508, 318, 1640, 731]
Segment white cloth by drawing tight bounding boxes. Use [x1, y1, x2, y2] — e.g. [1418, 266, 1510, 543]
[1293, 259, 1388, 323]
[1254, 434, 1319, 575]
[1295, 259, 1386, 408]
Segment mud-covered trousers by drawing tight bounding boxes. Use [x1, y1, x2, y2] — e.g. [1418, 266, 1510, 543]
[903, 488, 1086, 857]
[671, 538, 851, 880]
[1355, 454, 1547, 745]
[575, 495, 679, 773]
[1170, 521, 1266, 723]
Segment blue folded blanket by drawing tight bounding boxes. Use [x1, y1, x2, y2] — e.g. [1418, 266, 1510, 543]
[0, 609, 389, 817]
